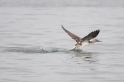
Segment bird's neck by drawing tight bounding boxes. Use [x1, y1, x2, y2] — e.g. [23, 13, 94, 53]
[89, 39, 95, 44]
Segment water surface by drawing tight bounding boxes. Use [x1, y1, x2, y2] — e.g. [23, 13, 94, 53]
[0, 7, 124, 82]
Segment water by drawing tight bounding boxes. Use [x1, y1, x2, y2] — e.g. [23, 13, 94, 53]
[0, 6, 124, 82]
[0, 0, 124, 7]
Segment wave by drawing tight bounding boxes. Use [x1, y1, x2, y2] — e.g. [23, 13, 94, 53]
[1, 46, 98, 56]
[2, 46, 69, 54]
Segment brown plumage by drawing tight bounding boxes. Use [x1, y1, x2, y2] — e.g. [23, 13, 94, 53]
[82, 30, 100, 41]
[61, 25, 101, 49]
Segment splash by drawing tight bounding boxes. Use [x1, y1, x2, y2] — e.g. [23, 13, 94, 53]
[3, 46, 68, 54]
[2, 45, 98, 56]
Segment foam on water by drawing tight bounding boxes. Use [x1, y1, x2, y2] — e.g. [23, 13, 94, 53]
[2, 46, 68, 53]
[1, 46, 98, 57]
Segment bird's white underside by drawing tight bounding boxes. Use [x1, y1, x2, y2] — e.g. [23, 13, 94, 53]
[70, 41, 92, 50]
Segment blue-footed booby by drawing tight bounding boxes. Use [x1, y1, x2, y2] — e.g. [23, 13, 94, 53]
[62, 26, 101, 50]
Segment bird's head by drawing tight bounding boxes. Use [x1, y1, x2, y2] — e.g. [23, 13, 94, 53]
[91, 39, 102, 43]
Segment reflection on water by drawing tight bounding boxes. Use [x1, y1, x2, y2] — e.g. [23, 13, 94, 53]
[2, 45, 99, 65]
[69, 49, 98, 64]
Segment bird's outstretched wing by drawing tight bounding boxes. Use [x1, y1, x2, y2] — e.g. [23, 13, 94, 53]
[62, 25, 82, 43]
[82, 30, 100, 41]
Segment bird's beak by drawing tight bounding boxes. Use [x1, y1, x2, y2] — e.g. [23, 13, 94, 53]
[97, 40, 102, 42]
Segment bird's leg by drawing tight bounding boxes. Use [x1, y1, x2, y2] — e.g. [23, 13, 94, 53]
[69, 46, 76, 50]
[72, 46, 77, 49]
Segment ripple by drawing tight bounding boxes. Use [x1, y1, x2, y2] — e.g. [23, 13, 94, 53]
[1, 46, 98, 55]
[2, 46, 68, 54]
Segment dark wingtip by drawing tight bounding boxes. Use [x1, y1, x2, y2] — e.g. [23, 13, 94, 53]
[96, 29, 100, 34]
[61, 25, 65, 30]
[95, 29, 100, 31]
[97, 29, 100, 32]
[61, 25, 64, 28]
[94, 29, 100, 35]
[90, 29, 100, 38]
[97, 29, 100, 34]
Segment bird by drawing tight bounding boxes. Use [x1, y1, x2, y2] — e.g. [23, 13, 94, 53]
[61, 25, 101, 50]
